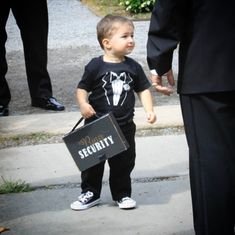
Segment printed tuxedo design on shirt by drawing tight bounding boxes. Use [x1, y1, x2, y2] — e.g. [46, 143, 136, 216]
[102, 72, 133, 106]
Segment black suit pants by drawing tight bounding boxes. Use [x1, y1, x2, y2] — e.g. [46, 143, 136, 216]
[81, 122, 136, 201]
[180, 92, 235, 235]
[0, 0, 52, 106]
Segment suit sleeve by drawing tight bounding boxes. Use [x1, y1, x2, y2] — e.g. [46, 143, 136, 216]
[147, 0, 186, 76]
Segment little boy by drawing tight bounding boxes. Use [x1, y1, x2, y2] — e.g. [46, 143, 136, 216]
[71, 14, 156, 210]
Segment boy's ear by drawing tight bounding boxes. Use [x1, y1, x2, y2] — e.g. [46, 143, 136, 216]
[102, 38, 111, 49]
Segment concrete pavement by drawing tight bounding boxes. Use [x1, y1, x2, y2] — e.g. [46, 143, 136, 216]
[0, 179, 193, 235]
[0, 105, 185, 187]
[0, 105, 183, 138]
[0, 106, 195, 235]
[0, 133, 188, 187]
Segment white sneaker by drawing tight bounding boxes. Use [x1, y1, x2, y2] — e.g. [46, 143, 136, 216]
[116, 197, 136, 209]
[70, 191, 100, 211]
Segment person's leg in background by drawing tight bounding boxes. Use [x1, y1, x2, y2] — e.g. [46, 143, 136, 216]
[10, 0, 64, 111]
[0, 1, 11, 116]
[180, 92, 235, 235]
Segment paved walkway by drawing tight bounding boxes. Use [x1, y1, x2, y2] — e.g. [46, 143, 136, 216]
[0, 105, 185, 186]
[0, 105, 195, 235]
[0, 105, 183, 138]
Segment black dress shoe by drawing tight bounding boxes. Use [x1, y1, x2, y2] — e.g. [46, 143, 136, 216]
[0, 105, 9, 116]
[31, 97, 65, 111]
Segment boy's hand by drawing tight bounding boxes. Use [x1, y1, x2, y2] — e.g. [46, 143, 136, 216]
[80, 102, 96, 119]
[147, 111, 156, 124]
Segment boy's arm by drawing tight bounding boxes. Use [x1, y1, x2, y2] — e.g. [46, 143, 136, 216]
[76, 88, 96, 119]
[137, 89, 156, 124]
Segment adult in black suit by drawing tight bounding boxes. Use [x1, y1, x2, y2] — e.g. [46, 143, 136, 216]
[147, 0, 235, 234]
[0, 0, 65, 116]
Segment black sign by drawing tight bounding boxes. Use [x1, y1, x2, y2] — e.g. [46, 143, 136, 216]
[63, 113, 129, 171]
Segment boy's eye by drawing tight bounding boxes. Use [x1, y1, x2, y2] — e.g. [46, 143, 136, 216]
[121, 34, 134, 38]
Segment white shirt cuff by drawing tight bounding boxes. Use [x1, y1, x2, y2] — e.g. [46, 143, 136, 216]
[150, 69, 158, 76]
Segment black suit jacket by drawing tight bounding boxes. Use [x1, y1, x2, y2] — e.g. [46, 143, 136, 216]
[147, 0, 235, 94]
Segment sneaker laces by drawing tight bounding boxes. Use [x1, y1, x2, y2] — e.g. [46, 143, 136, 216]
[78, 191, 94, 204]
[119, 197, 132, 203]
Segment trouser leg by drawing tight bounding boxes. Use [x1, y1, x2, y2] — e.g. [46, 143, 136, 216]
[108, 122, 136, 200]
[81, 160, 105, 197]
[11, 0, 52, 100]
[180, 92, 235, 235]
[0, 2, 11, 106]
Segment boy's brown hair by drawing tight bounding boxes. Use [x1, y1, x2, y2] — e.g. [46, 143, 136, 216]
[96, 14, 134, 49]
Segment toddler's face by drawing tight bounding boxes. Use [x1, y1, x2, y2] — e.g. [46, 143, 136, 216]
[107, 22, 135, 56]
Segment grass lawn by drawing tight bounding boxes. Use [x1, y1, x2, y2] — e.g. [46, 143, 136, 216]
[80, 0, 151, 20]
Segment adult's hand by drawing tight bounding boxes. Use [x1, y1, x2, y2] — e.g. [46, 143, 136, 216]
[150, 69, 175, 96]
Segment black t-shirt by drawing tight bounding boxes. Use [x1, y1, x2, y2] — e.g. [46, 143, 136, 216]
[77, 56, 150, 125]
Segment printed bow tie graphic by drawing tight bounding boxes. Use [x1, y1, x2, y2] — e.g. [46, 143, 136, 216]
[110, 72, 126, 82]
[102, 71, 133, 106]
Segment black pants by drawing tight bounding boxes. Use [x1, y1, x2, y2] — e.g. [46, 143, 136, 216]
[81, 122, 136, 201]
[180, 92, 235, 235]
[0, 0, 52, 106]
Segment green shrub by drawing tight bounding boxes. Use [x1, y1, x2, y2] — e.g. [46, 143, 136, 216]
[119, 0, 156, 13]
